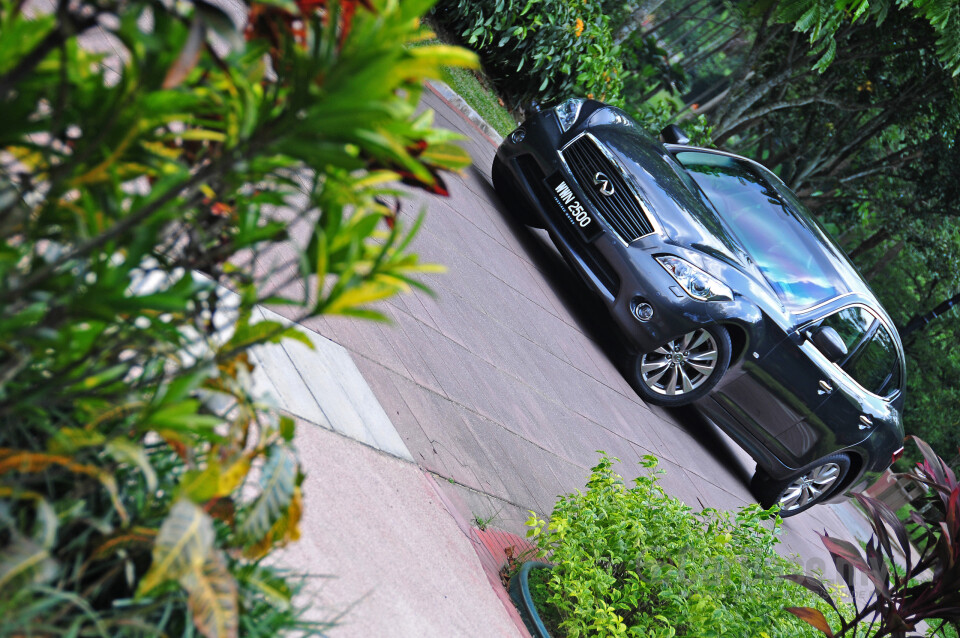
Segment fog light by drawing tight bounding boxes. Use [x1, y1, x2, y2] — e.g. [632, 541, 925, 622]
[511, 128, 526, 143]
[632, 299, 654, 322]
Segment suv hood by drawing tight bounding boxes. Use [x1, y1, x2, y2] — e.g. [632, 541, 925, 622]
[590, 125, 750, 264]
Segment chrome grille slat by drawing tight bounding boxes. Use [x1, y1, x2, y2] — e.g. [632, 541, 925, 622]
[565, 142, 632, 237]
[560, 135, 655, 243]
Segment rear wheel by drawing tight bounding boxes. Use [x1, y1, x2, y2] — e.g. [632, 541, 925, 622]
[630, 324, 731, 407]
[751, 453, 851, 517]
[491, 156, 543, 228]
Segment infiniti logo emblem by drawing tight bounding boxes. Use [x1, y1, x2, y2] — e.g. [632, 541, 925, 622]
[593, 172, 615, 196]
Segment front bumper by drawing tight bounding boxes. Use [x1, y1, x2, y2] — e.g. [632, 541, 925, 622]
[495, 109, 750, 353]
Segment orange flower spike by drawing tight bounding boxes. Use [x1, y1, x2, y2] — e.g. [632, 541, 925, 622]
[210, 202, 234, 217]
[574, 18, 584, 37]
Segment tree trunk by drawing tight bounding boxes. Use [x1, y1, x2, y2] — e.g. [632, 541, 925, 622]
[865, 240, 904, 281]
[689, 84, 732, 115]
[836, 225, 859, 248]
[684, 75, 730, 109]
[900, 291, 960, 342]
[680, 27, 742, 72]
[642, 0, 704, 40]
[668, 6, 723, 54]
[848, 228, 891, 260]
[613, 0, 670, 45]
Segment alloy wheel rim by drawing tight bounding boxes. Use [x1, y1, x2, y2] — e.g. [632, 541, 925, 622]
[640, 328, 718, 396]
[779, 462, 841, 511]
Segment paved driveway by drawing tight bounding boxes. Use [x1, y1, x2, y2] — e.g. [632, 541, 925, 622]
[277, 88, 863, 578]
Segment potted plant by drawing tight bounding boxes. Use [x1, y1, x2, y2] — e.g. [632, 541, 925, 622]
[513, 454, 841, 637]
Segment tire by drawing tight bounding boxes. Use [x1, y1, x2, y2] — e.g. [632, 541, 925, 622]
[751, 453, 852, 517]
[491, 156, 544, 228]
[630, 324, 731, 407]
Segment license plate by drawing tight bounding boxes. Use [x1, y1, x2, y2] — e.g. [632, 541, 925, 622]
[544, 173, 602, 242]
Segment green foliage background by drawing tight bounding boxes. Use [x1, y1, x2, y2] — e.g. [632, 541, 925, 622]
[430, 0, 625, 107]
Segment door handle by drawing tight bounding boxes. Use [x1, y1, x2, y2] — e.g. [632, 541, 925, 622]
[818, 379, 833, 394]
[859, 415, 873, 430]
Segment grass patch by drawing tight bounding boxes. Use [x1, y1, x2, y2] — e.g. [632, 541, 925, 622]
[439, 65, 517, 137]
[415, 30, 517, 137]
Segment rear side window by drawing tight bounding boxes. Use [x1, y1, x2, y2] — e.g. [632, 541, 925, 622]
[844, 325, 900, 396]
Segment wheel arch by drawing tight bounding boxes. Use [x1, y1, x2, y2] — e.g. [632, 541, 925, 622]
[830, 448, 867, 501]
[719, 321, 750, 366]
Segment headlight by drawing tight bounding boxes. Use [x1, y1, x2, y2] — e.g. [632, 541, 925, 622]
[656, 255, 733, 302]
[555, 98, 584, 132]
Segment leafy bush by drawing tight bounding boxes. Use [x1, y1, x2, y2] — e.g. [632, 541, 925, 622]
[526, 454, 835, 637]
[787, 436, 960, 638]
[431, 0, 624, 108]
[0, 0, 474, 635]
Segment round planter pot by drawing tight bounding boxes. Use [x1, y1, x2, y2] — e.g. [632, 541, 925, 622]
[507, 561, 554, 638]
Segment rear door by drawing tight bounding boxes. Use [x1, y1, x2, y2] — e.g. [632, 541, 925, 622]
[810, 320, 903, 466]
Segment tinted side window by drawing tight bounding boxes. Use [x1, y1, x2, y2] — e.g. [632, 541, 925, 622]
[818, 307, 874, 351]
[845, 326, 899, 396]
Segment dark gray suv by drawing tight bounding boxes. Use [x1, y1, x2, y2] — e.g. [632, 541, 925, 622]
[492, 98, 906, 515]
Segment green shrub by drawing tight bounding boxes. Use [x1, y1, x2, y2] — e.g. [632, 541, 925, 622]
[526, 454, 840, 637]
[431, 0, 623, 108]
[0, 0, 474, 635]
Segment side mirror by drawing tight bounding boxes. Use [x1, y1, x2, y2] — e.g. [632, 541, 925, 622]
[810, 326, 848, 363]
[660, 124, 690, 145]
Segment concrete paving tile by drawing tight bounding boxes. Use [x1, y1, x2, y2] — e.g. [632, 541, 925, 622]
[501, 444, 570, 515]
[382, 308, 450, 399]
[359, 367, 454, 477]
[396, 288, 442, 333]
[407, 286, 479, 354]
[321, 313, 413, 380]
[460, 412, 546, 510]
[487, 331, 558, 399]
[435, 480, 534, 539]
[541, 453, 593, 505]
[274, 420, 523, 637]
[384, 376, 492, 492]
[500, 386, 583, 462]
[248, 345, 330, 429]
[283, 330, 412, 460]
[592, 388, 660, 449]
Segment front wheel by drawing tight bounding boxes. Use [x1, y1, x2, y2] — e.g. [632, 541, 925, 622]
[630, 324, 731, 407]
[751, 453, 852, 517]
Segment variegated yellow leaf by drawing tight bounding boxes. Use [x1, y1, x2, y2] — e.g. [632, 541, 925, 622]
[217, 457, 251, 496]
[182, 550, 238, 638]
[138, 499, 215, 596]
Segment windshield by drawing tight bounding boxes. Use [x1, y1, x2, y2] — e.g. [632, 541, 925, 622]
[674, 151, 846, 309]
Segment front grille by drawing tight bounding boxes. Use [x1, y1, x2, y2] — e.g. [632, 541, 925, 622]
[561, 135, 655, 243]
[514, 155, 620, 298]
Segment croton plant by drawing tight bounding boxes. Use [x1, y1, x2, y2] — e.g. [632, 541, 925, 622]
[0, 0, 474, 635]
